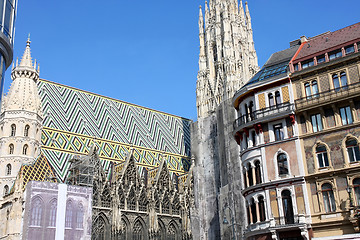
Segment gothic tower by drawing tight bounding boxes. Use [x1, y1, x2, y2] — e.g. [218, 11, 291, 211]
[192, 0, 258, 239]
[0, 38, 42, 199]
[196, 0, 258, 118]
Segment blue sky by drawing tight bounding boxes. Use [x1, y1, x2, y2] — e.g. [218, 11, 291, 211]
[5, 0, 360, 120]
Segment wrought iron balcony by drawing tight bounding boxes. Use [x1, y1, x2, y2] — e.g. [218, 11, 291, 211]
[295, 81, 360, 111]
[234, 102, 295, 130]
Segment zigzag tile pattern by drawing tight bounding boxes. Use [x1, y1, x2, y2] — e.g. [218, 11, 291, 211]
[37, 79, 191, 181]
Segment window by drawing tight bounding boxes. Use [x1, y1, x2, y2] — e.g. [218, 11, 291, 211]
[312, 80, 319, 97]
[305, 82, 311, 99]
[255, 161, 261, 184]
[316, 145, 329, 168]
[268, 93, 274, 107]
[249, 101, 254, 120]
[294, 64, 299, 71]
[258, 196, 266, 222]
[329, 49, 342, 60]
[247, 163, 253, 186]
[282, 190, 294, 224]
[345, 45, 355, 55]
[333, 71, 348, 91]
[302, 59, 314, 69]
[333, 74, 340, 90]
[244, 134, 248, 149]
[305, 80, 319, 99]
[274, 124, 284, 141]
[251, 131, 256, 147]
[340, 72, 348, 89]
[65, 201, 73, 228]
[339, 106, 353, 125]
[325, 108, 335, 128]
[317, 55, 325, 64]
[76, 204, 84, 229]
[9, 144, 14, 154]
[277, 153, 289, 176]
[354, 178, 360, 206]
[213, 45, 217, 62]
[10, 124, 16, 136]
[311, 113, 323, 132]
[322, 183, 336, 213]
[24, 125, 30, 137]
[48, 200, 57, 227]
[346, 138, 360, 162]
[300, 115, 307, 133]
[31, 198, 43, 226]
[250, 198, 257, 223]
[23, 144, 28, 155]
[275, 91, 281, 105]
[3, 185, 9, 196]
[6, 164, 11, 176]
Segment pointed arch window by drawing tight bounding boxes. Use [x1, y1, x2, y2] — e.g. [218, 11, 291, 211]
[10, 124, 16, 136]
[76, 204, 84, 229]
[346, 138, 360, 162]
[133, 220, 144, 240]
[48, 200, 57, 227]
[353, 178, 360, 206]
[316, 144, 329, 168]
[167, 223, 178, 240]
[65, 201, 73, 228]
[322, 183, 336, 212]
[3, 185, 9, 196]
[31, 198, 43, 226]
[23, 144, 28, 155]
[24, 125, 30, 137]
[9, 144, 14, 154]
[6, 164, 11, 176]
[282, 190, 294, 224]
[277, 153, 289, 176]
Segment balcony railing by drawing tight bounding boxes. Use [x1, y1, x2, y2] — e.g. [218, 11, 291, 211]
[234, 102, 295, 129]
[295, 81, 360, 110]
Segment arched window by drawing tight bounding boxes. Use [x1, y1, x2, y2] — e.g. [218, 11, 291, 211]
[133, 220, 144, 240]
[246, 203, 251, 225]
[48, 200, 57, 227]
[333, 74, 340, 90]
[10, 124, 16, 137]
[322, 183, 336, 212]
[3, 185, 9, 196]
[258, 196, 266, 222]
[6, 164, 11, 176]
[282, 190, 294, 224]
[340, 71, 348, 89]
[9, 144, 14, 154]
[93, 216, 106, 240]
[250, 198, 257, 223]
[24, 125, 30, 137]
[244, 104, 249, 121]
[353, 178, 360, 206]
[255, 161, 261, 185]
[312, 80, 319, 96]
[76, 204, 84, 229]
[268, 93, 274, 107]
[346, 138, 360, 162]
[23, 144, 28, 155]
[65, 201, 73, 228]
[305, 82, 311, 99]
[277, 153, 289, 176]
[275, 91, 281, 105]
[316, 144, 329, 168]
[31, 198, 43, 226]
[249, 101, 254, 120]
[167, 223, 177, 240]
[213, 44, 217, 62]
[247, 163, 253, 186]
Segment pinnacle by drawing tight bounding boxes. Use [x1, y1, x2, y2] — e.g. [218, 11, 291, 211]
[19, 35, 33, 68]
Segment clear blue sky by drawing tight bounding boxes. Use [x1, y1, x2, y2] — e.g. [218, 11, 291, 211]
[5, 0, 360, 120]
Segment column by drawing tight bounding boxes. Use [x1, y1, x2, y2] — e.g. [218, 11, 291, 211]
[332, 104, 341, 126]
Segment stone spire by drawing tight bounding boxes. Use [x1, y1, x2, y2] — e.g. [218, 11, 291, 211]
[196, 0, 259, 118]
[0, 38, 43, 199]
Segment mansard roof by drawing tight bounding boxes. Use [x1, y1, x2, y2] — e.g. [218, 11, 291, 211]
[294, 22, 360, 62]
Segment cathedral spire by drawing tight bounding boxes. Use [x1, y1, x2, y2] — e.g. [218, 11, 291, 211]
[245, 1, 252, 29]
[19, 35, 34, 68]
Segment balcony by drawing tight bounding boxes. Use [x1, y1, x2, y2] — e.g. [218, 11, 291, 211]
[295, 81, 360, 111]
[234, 102, 295, 131]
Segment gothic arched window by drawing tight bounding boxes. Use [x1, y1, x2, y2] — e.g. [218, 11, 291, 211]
[31, 198, 43, 226]
[133, 220, 144, 240]
[322, 183, 336, 213]
[277, 153, 289, 176]
[281, 190, 294, 224]
[6, 164, 11, 176]
[76, 204, 84, 229]
[65, 201, 73, 228]
[167, 222, 177, 240]
[48, 199, 57, 227]
[9, 144, 14, 154]
[23, 144, 28, 155]
[24, 125, 30, 137]
[10, 124, 16, 137]
[346, 138, 360, 162]
[3, 185, 9, 196]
